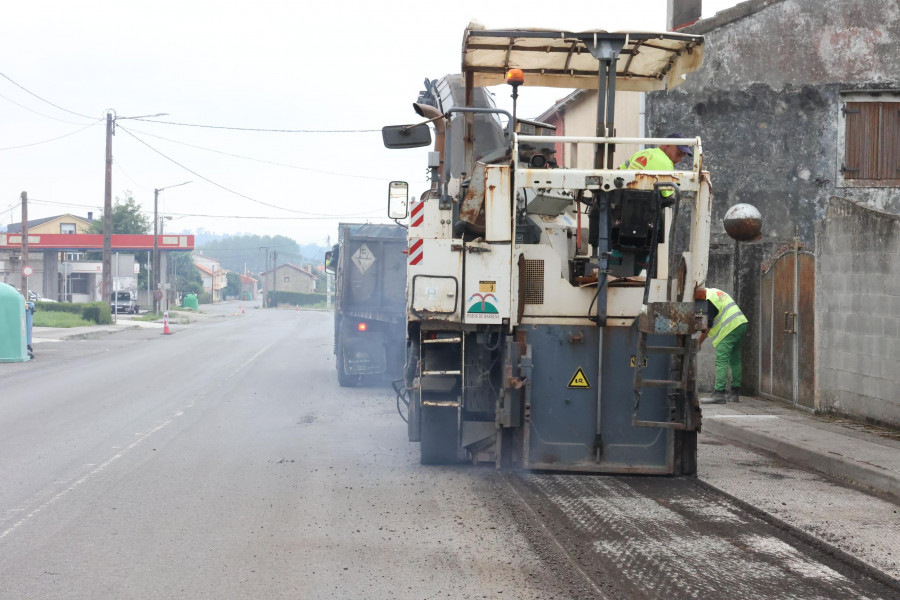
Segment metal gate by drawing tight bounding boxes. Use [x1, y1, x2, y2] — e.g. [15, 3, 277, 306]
[759, 239, 815, 409]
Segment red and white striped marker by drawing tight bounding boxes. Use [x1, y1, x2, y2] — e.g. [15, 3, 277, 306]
[410, 201, 424, 228]
[408, 238, 423, 266]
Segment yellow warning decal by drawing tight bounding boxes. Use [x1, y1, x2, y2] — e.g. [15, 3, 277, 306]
[568, 367, 591, 389]
[630, 355, 649, 368]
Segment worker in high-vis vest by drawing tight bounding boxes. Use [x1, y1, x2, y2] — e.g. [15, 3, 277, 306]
[698, 288, 748, 404]
[610, 133, 695, 275]
[618, 132, 694, 172]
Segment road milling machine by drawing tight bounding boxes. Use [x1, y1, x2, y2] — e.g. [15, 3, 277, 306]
[383, 25, 712, 474]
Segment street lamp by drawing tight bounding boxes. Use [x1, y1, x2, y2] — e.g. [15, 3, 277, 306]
[153, 180, 191, 313]
[103, 111, 169, 303]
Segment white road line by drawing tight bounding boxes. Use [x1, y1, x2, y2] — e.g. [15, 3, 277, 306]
[0, 417, 173, 541]
[0, 342, 269, 542]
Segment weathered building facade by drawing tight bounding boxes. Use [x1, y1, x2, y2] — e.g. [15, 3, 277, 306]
[649, 0, 900, 420]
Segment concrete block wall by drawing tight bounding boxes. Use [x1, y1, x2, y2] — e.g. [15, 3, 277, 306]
[816, 196, 900, 426]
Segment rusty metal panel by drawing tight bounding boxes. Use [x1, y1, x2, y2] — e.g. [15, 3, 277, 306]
[843, 102, 879, 180]
[772, 253, 795, 401]
[759, 272, 773, 396]
[880, 102, 900, 181]
[637, 302, 695, 335]
[798, 252, 816, 409]
[759, 248, 816, 408]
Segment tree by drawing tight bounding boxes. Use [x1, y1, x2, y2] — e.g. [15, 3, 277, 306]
[224, 271, 241, 299]
[87, 191, 150, 235]
[86, 191, 151, 264]
[173, 252, 203, 297]
[198, 234, 302, 274]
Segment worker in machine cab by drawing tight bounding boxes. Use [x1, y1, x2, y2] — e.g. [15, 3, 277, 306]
[619, 132, 694, 171]
[698, 288, 748, 404]
[609, 133, 694, 276]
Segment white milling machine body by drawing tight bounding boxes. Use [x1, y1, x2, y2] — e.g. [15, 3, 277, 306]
[384, 26, 712, 473]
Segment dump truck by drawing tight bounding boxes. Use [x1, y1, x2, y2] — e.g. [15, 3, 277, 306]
[326, 223, 407, 387]
[382, 26, 712, 474]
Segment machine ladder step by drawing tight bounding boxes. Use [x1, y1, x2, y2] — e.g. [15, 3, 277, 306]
[632, 307, 698, 430]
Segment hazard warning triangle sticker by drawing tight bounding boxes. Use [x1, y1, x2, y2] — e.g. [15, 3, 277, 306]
[567, 368, 591, 389]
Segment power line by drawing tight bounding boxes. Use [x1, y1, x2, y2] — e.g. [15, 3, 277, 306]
[118, 125, 379, 217]
[0, 119, 102, 151]
[0, 91, 95, 125]
[126, 125, 391, 181]
[130, 117, 379, 133]
[26, 197, 385, 220]
[0, 71, 98, 120]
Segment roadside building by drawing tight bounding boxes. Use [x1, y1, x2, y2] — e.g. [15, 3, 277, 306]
[239, 273, 258, 302]
[262, 263, 317, 300]
[192, 255, 227, 303]
[1, 213, 96, 300]
[647, 0, 900, 422]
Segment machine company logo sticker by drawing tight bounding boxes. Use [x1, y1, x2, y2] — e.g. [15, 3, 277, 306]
[352, 243, 376, 274]
[467, 292, 499, 314]
[568, 368, 591, 389]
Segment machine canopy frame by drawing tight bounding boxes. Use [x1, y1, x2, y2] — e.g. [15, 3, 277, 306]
[462, 25, 704, 92]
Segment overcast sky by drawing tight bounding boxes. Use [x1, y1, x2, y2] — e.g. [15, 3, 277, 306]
[1, 0, 740, 246]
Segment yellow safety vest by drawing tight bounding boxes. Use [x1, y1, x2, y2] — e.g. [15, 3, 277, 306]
[707, 288, 748, 347]
[619, 147, 674, 171]
[619, 148, 675, 197]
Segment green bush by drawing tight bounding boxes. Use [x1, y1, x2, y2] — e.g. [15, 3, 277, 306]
[35, 301, 81, 314]
[82, 302, 112, 325]
[267, 290, 326, 307]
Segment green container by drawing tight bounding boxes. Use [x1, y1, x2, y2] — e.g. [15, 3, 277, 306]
[183, 293, 199, 311]
[0, 282, 29, 362]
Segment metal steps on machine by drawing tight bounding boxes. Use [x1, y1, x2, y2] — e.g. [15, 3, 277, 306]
[632, 303, 698, 430]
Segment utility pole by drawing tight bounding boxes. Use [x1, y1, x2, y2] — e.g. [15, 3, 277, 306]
[153, 188, 159, 314]
[102, 111, 114, 303]
[259, 246, 269, 308]
[20, 191, 28, 298]
[272, 250, 278, 307]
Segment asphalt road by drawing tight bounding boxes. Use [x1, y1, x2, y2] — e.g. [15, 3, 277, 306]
[0, 307, 567, 599]
[1, 304, 898, 599]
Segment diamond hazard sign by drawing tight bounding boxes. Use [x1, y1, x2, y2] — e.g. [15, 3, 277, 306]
[352, 243, 376, 274]
[567, 368, 591, 389]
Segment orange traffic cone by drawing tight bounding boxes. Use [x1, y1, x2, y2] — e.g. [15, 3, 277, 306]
[241, 305, 245, 314]
[163, 312, 172, 335]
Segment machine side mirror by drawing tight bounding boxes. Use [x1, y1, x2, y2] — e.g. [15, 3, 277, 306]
[388, 181, 409, 220]
[382, 124, 432, 149]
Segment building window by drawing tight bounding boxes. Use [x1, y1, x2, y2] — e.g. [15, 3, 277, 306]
[64, 252, 84, 261]
[283, 276, 290, 283]
[841, 96, 900, 183]
[60, 223, 76, 234]
[70, 273, 90, 294]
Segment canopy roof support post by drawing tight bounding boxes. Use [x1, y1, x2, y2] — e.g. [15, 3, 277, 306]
[589, 38, 625, 169]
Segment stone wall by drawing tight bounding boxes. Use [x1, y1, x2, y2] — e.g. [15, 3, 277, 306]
[647, 0, 900, 398]
[816, 196, 900, 426]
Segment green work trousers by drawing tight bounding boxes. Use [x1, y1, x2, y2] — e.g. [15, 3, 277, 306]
[714, 322, 747, 392]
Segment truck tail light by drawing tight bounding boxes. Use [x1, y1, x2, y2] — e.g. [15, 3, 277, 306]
[358, 322, 367, 332]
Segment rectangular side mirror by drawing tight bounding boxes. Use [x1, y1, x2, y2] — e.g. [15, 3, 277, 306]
[382, 124, 432, 149]
[388, 181, 409, 220]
